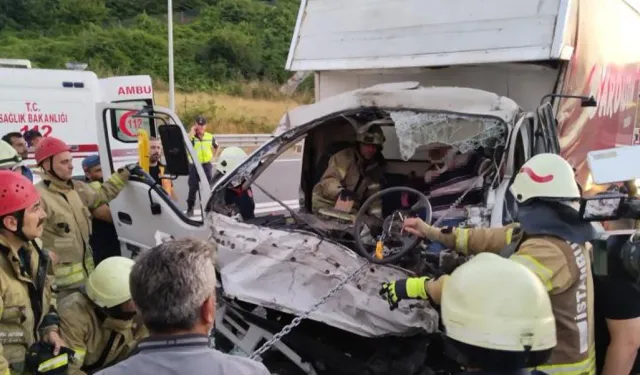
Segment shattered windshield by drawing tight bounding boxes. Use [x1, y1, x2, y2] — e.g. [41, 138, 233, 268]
[388, 111, 506, 161]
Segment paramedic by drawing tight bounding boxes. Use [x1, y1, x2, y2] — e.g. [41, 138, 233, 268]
[440, 252, 556, 375]
[34, 137, 137, 300]
[380, 153, 596, 375]
[148, 137, 177, 201]
[59, 256, 148, 375]
[0, 137, 32, 182]
[95, 238, 270, 375]
[212, 146, 255, 221]
[186, 115, 219, 217]
[312, 124, 386, 217]
[0, 171, 67, 375]
[82, 155, 121, 265]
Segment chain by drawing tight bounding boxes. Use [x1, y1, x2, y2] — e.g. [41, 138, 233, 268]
[249, 262, 370, 360]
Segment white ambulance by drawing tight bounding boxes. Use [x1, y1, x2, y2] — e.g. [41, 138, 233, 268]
[0, 67, 154, 181]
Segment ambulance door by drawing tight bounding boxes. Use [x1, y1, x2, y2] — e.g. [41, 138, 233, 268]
[96, 103, 211, 257]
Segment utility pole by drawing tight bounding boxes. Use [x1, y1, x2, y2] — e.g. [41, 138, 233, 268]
[168, 0, 176, 112]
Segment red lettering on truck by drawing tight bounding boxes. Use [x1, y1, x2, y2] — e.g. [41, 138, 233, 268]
[117, 86, 152, 96]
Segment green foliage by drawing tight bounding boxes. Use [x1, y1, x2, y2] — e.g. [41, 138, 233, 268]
[0, 0, 303, 92]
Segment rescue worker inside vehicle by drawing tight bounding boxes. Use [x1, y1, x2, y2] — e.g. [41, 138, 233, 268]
[440, 252, 557, 375]
[59, 256, 148, 375]
[380, 153, 596, 375]
[0, 171, 67, 375]
[34, 137, 137, 300]
[312, 123, 386, 218]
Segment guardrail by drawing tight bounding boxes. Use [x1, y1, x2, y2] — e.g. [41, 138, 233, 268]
[215, 134, 273, 147]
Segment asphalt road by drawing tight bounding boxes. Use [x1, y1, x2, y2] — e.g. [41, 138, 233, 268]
[172, 155, 303, 212]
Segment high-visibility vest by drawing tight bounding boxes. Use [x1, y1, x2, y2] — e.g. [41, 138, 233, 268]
[158, 165, 173, 196]
[191, 132, 215, 163]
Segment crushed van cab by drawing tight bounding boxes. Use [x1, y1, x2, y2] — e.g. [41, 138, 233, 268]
[202, 82, 560, 374]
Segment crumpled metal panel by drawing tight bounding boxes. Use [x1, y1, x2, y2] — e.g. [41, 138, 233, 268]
[209, 213, 439, 338]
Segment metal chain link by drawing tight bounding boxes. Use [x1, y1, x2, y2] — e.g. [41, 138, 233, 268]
[249, 262, 370, 360]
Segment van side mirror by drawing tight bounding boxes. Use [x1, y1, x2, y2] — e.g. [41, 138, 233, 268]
[158, 124, 190, 176]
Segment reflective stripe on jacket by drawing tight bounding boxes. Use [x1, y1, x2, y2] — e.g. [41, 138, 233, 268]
[158, 165, 173, 197]
[191, 133, 216, 164]
[0, 236, 57, 374]
[435, 227, 595, 375]
[59, 292, 148, 375]
[36, 171, 129, 291]
[311, 148, 384, 216]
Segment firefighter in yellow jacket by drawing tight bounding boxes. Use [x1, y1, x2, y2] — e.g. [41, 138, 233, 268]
[380, 153, 596, 375]
[59, 256, 148, 375]
[312, 124, 386, 218]
[0, 171, 68, 375]
[33, 137, 137, 300]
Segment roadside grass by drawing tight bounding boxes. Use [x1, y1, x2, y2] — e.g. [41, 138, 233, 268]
[153, 81, 312, 134]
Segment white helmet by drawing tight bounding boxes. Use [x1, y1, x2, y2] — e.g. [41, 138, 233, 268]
[510, 153, 580, 203]
[0, 140, 22, 170]
[216, 146, 247, 175]
[441, 253, 556, 352]
[85, 256, 135, 308]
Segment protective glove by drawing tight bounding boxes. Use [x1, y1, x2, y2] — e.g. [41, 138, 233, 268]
[379, 276, 430, 310]
[339, 188, 354, 200]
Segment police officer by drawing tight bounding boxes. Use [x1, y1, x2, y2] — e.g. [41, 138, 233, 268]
[34, 137, 136, 300]
[312, 123, 386, 217]
[212, 147, 255, 221]
[0, 171, 66, 375]
[186, 115, 219, 217]
[0, 140, 32, 182]
[381, 153, 596, 375]
[81, 155, 120, 265]
[81, 156, 102, 184]
[440, 252, 556, 375]
[59, 256, 148, 375]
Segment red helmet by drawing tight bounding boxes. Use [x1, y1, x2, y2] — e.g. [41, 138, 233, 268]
[0, 171, 40, 217]
[35, 137, 70, 164]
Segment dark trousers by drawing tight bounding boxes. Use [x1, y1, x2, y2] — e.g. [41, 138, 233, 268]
[187, 162, 214, 211]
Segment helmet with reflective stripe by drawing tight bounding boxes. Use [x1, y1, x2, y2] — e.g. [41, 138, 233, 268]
[356, 124, 386, 146]
[0, 170, 39, 217]
[509, 153, 580, 203]
[85, 256, 135, 308]
[0, 140, 21, 170]
[442, 252, 556, 352]
[216, 146, 248, 175]
[82, 155, 100, 171]
[34, 137, 70, 164]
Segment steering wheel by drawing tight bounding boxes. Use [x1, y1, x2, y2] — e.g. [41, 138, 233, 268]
[353, 187, 432, 264]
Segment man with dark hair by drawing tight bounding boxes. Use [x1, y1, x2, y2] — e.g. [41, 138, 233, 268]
[2, 132, 33, 181]
[95, 238, 269, 375]
[23, 129, 43, 148]
[2, 132, 28, 159]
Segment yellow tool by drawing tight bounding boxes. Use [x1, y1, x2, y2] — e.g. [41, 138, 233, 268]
[375, 240, 384, 259]
[138, 129, 150, 173]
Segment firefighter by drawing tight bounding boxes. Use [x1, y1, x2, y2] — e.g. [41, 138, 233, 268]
[34, 137, 137, 300]
[380, 153, 596, 375]
[0, 171, 68, 375]
[59, 256, 148, 375]
[441, 252, 556, 374]
[0, 140, 32, 182]
[212, 146, 255, 221]
[311, 124, 386, 217]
